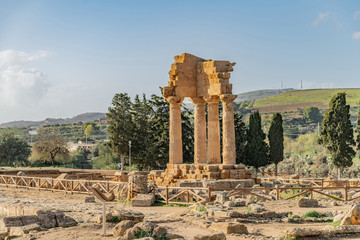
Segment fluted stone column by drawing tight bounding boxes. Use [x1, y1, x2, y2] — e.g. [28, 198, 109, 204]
[207, 96, 221, 164]
[166, 96, 183, 164]
[221, 94, 237, 165]
[190, 97, 207, 164]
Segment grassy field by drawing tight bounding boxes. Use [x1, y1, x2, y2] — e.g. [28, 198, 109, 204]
[253, 88, 360, 112]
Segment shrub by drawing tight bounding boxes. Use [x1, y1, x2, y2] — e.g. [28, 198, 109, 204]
[302, 211, 320, 218]
[199, 206, 206, 212]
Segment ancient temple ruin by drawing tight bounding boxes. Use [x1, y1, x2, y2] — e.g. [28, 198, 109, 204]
[163, 53, 237, 165]
[149, 53, 256, 186]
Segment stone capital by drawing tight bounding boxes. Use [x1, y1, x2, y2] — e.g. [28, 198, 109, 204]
[206, 95, 220, 104]
[166, 96, 183, 104]
[190, 97, 206, 105]
[220, 94, 237, 103]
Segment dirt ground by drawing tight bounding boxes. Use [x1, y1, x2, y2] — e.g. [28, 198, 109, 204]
[0, 186, 358, 240]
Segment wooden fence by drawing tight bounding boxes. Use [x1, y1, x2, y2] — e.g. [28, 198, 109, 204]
[1, 174, 360, 204]
[0, 174, 123, 195]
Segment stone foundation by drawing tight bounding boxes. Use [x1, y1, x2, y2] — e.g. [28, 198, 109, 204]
[149, 164, 257, 186]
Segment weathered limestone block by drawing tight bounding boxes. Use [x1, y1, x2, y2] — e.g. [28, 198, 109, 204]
[131, 194, 155, 207]
[298, 198, 319, 208]
[194, 232, 226, 240]
[115, 209, 145, 222]
[37, 210, 57, 229]
[113, 220, 135, 237]
[204, 165, 220, 172]
[210, 222, 248, 234]
[84, 196, 95, 203]
[0, 216, 23, 230]
[341, 204, 360, 225]
[54, 211, 77, 227]
[220, 170, 230, 179]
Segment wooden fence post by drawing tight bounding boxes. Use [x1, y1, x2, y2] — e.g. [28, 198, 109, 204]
[345, 187, 348, 201]
[187, 190, 190, 203]
[310, 189, 313, 199]
[208, 187, 211, 202]
[166, 186, 169, 205]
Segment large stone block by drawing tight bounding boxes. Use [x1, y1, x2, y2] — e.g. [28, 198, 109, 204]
[36, 210, 57, 229]
[113, 220, 135, 237]
[210, 222, 248, 234]
[131, 194, 155, 207]
[54, 212, 77, 227]
[194, 232, 226, 240]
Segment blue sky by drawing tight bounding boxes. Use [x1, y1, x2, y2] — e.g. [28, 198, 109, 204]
[0, 0, 359, 122]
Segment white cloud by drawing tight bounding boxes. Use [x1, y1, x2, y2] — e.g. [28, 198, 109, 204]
[352, 32, 360, 40]
[0, 50, 50, 108]
[353, 11, 360, 20]
[312, 12, 331, 26]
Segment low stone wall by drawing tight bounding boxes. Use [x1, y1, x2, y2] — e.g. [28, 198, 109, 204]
[149, 164, 257, 186]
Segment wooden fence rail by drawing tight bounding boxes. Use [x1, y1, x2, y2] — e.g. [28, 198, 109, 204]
[1, 174, 360, 204]
[0, 174, 123, 195]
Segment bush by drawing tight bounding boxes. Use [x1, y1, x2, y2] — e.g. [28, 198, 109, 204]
[302, 211, 320, 218]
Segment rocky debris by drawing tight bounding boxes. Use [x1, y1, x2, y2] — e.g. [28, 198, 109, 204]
[84, 196, 95, 203]
[341, 204, 360, 225]
[194, 232, 226, 240]
[213, 192, 228, 204]
[113, 220, 135, 237]
[233, 199, 247, 206]
[351, 192, 360, 201]
[0, 210, 77, 237]
[56, 173, 69, 180]
[287, 225, 360, 238]
[153, 226, 167, 237]
[115, 209, 145, 222]
[132, 194, 155, 207]
[210, 222, 248, 234]
[297, 197, 319, 207]
[248, 203, 266, 213]
[54, 211, 77, 227]
[223, 201, 235, 208]
[16, 171, 26, 176]
[333, 214, 345, 223]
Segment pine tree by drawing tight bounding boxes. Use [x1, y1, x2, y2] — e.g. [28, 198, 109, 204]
[319, 92, 355, 179]
[245, 111, 269, 172]
[355, 106, 360, 156]
[107, 93, 134, 170]
[131, 94, 153, 170]
[181, 105, 194, 163]
[268, 113, 284, 176]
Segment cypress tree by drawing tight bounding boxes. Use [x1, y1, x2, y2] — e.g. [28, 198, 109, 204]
[319, 92, 355, 179]
[355, 106, 360, 156]
[107, 93, 135, 170]
[268, 113, 284, 176]
[234, 113, 247, 164]
[245, 111, 269, 172]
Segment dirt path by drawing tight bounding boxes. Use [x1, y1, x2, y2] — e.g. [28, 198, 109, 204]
[0, 185, 356, 240]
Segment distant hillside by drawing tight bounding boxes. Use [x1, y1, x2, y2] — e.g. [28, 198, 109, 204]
[235, 88, 294, 102]
[0, 112, 106, 128]
[253, 88, 360, 113]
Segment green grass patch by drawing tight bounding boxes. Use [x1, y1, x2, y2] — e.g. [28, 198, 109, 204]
[332, 221, 341, 227]
[117, 198, 131, 205]
[106, 216, 120, 223]
[198, 206, 206, 212]
[134, 229, 168, 240]
[279, 188, 310, 200]
[302, 210, 320, 218]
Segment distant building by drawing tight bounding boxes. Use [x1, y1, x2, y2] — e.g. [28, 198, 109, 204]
[68, 141, 96, 152]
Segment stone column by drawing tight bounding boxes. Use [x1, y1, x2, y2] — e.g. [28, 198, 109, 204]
[207, 96, 221, 164]
[190, 97, 207, 164]
[166, 96, 183, 164]
[220, 94, 237, 165]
